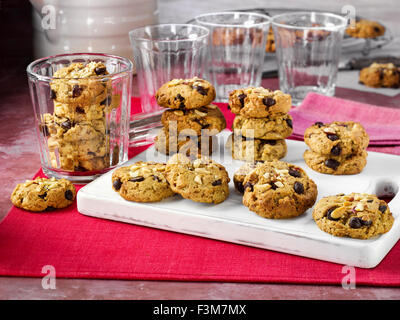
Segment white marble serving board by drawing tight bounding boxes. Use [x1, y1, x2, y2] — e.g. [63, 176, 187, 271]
[77, 130, 400, 268]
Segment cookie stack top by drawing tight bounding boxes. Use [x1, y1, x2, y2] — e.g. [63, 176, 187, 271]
[303, 121, 370, 175]
[154, 77, 226, 157]
[227, 87, 293, 162]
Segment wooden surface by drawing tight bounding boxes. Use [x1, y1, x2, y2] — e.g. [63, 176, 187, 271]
[1, 0, 400, 300]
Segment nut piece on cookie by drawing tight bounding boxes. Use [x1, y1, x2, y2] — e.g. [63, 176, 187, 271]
[242, 160, 318, 219]
[112, 161, 175, 202]
[11, 177, 76, 212]
[233, 161, 265, 194]
[165, 154, 230, 204]
[155, 77, 216, 109]
[228, 87, 291, 118]
[359, 63, 400, 89]
[313, 193, 394, 239]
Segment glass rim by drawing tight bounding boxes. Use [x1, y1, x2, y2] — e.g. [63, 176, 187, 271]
[195, 11, 271, 28]
[128, 23, 210, 43]
[271, 11, 348, 30]
[26, 52, 133, 82]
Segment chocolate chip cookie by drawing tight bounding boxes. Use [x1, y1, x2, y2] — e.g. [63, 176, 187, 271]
[359, 63, 400, 88]
[313, 193, 394, 239]
[112, 162, 175, 202]
[154, 127, 217, 157]
[161, 104, 226, 137]
[304, 121, 369, 156]
[242, 160, 318, 219]
[232, 113, 293, 140]
[228, 87, 291, 118]
[345, 19, 385, 39]
[233, 161, 265, 194]
[155, 77, 216, 109]
[11, 177, 76, 212]
[303, 149, 368, 175]
[165, 154, 230, 204]
[226, 133, 287, 162]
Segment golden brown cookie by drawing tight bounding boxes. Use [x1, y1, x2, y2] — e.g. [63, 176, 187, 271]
[11, 177, 76, 212]
[155, 77, 216, 109]
[228, 87, 291, 118]
[313, 193, 394, 239]
[165, 154, 230, 204]
[242, 160, 318, 219]
[226, 133, 287, 162]
[359, 63, 400, 88]
[345, 19, 385, 39]
[232, 113, 293, 140]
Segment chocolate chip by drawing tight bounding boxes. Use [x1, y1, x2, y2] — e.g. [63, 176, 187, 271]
[374, 26, 381, 33]
[87, 152, 96, 156]
[76, 106, 85, 114]
[367, 199, 373, 203]
[314, 122, 324, 127]
[327, 134, 339, 141]
[237, 94, 247, 108]
[65, 190, 73, 200]
[72, 85, 83, 98]
[331, 145, 342, 156]
[325, 159, 340, 170]
[61, 120, 72, 131]
[349, 217, 363, 229]
[234, 181, 245, 194]
[100, 95, 112, 106]
[289, 167, 301, 178]
[42, 125, 50, 137]
[262, 97, 276, 107]
[202, 123, 210, 129]
[212, 179, 222, 186]
[152, 175, 162, 182]
[270, 182, 277, 190]
[94, 67, 107, 75]
[243, 182, 253, 192]
[176, 94, 185, 102]
[129, 176, 145, 182]
[379, 205, 387, 213]
[326, 207, 339, 221]
[286, 118, 293, 129]
[38, 193, 47, 199]
[50, 89, 57, 100]
[113, 179, 122, 190]
[293, 182, 304, 194]
[193, 85, 208, 96]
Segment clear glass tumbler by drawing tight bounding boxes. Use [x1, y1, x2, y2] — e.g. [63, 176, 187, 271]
[271, 12, 348, 106]
[129, 24, 209, 146]
[27, 53, 133, 183]
[195, 12, 270, 102]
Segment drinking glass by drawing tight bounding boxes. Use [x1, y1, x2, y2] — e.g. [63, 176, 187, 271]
[27, 53, 133, 183]
[195, 12, 270, 102]
[271, 12, 348, 106]
[129, 24, 209, 146]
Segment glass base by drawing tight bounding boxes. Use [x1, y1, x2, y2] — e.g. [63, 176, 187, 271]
[288, 86, 335, 106]
[42, 167, 112, 184]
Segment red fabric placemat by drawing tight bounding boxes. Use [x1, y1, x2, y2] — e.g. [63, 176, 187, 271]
[1, 97, 400, 286]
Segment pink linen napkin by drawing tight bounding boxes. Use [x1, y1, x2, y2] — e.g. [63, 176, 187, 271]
[289, 93, 400, 146]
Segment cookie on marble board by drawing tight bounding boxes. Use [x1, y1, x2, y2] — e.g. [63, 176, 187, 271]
[304, 121, 369, 156]
[161, 104, 226, 137]
[165, 154, 230, 204]
[359, 63, 400, 88]
[232, 113, 293, 140]
[303, 149, 368, 175]
[112, 161, 175, 202]
[242, 160, 318, 219]
[228, 87, 291, 118]
[155, 77, 216, 110]
[225, 133, 287, 162]
[11, 177, 76, 212]
[345, 19, 385, 39]
[313, 193, 394, 239]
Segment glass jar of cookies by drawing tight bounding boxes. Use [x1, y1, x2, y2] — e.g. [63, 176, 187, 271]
[27, 53, 133, 183]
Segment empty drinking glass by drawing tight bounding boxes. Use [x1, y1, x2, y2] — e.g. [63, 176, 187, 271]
[272, 12, 348, 106]
[195, 12, 270, 102]
[129, 24, 209, 146]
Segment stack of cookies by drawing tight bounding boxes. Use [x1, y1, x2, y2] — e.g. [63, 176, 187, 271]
[154, 77, 226, 157]
[226, 87, 292, 161]
[303, 121, 369, 175]
[43, 61, 119, 172]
